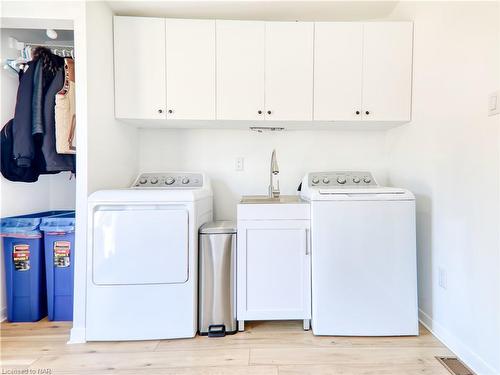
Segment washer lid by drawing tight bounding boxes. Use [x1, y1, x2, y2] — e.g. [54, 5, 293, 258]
[318, 187, 406, 195]
[200, 221, 236, 234]
[311, 187, 414, 201]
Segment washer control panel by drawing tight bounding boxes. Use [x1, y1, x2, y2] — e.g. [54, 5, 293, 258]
[132, 173, 203, 188]
[309, 171, 377, 188]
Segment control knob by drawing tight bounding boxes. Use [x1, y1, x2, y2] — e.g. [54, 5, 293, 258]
[165, 177, 175, 185]
[312, 177, 320, 184]
[363, 177, 372, 184]
[353, 177, 360, 183]
[322, 177, 330, 184]
[182, 177, 190, 185]
[337, 177, 347, 184]
[139, 178, 148, 184]
[150, 177, 158, 184]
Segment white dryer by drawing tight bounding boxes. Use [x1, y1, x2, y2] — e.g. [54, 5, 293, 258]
[300, 171, 418, 336]
[86, 172, 212, 341]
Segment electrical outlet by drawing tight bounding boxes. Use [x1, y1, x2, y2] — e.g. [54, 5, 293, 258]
[438, 267, 447, 289]
[489, 90, 499, 116]
[235, 157, 244, 171]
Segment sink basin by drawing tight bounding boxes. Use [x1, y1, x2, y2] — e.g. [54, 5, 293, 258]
[238, 195, 310, 220]
[240, 195, 305, 204]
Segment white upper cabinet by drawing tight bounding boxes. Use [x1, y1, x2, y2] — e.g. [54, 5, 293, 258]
[264, 22, 314, 121]
[114, 16, 166, 119]
[216, 20, 265, 121]
[314, 22, 413, 122]
[362, 22, 413, 122]
[165, 19, 216, 120]
[314, 23, 363, 121]
[114, 17, 413, 126]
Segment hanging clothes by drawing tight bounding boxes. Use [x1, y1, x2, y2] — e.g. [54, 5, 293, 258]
[12, 61, 36, 167]
[2, 46, 75, 182]
[31, 60, 44, 135]
[41, 67, 76, 173]
[12, 47, 64, 168]
[1, 119, 39, 182]
[55, 58, 76, 154]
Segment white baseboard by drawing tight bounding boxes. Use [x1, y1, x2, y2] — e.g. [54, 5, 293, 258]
[68, 326, 86, 344]
[419, 309, 499, 375]
[0, 306, 6, 322]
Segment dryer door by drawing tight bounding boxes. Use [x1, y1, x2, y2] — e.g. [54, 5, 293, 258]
[92, 205, 189, 285]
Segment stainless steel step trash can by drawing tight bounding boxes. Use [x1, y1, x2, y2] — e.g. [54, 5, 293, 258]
[199, 221, 237, 337]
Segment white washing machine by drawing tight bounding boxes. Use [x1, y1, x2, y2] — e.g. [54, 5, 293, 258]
[86, 172, 212, 341]
[300, 171, 418, 336]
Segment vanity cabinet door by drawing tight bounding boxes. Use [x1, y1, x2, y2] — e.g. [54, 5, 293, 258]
[114, 16, 167, 119]
[237, 220, 311, 321]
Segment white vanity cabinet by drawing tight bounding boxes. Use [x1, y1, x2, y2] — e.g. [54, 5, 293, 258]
[114, 16, 216, 120]
[237, 200, 311, 330]
[314, 22, 413, 122]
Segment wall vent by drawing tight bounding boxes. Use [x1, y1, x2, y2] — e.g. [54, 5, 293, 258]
[436, 357, 476, 375]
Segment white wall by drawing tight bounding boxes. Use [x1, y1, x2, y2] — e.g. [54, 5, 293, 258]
[85, 1, 138, 194]
[0, 25, 76, 321]
[69, 0, 139, 342]
[385, 2, 500, 374]
[139, 129, 389, 220]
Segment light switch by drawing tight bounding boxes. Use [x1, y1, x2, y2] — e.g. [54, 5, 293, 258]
[488, 90, 499, 116]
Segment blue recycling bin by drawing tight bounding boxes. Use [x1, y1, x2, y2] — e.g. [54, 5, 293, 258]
[1, 211, 71, 322]
[40, 212, 75, 321]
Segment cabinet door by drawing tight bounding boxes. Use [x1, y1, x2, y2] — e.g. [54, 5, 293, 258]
[216, 20, 265, 121]
[362, 22, 413, 121]
[314, 23, 363, 121]
[237, 221, 311, 320]
[265, 22, 314, 121]
[166, 19, 216, 120]
[114, 16, 166, 119]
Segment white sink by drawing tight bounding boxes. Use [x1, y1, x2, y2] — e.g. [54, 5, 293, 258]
[238, 195, 310, 220]
[240, 195, 304, 204]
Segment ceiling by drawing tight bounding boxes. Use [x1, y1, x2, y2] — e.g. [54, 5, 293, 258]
[107, 1, 400, 21]
[1, 28, 74, 46]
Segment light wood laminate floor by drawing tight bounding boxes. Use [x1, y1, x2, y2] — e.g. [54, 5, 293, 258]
[1, 319, 453, 374]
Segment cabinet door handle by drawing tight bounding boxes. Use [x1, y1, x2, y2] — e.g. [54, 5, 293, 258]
[158, 109, 163, 114]
[305, 229, 310, 255]
[355, 110, 360, 115]
[168, 109, 173, 114]
[258, 110, 262, 114]
[365, 111, 370, 115]
[267, 110, 272, 115]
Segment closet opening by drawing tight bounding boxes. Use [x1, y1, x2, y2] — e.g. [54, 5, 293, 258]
[1, 21, 77, 323]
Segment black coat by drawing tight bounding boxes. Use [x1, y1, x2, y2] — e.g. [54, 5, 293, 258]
[12, 61, 36, 167]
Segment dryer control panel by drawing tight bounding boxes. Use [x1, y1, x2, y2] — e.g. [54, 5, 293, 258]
[132, 173, 203, 188]
[308, 171, 377, 188]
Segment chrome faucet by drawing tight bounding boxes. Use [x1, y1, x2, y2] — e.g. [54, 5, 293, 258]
[268, 149, 280, 198]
